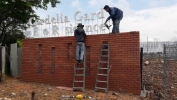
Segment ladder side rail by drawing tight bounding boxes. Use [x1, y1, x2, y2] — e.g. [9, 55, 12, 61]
[95, 44, 104, 91]
[106, 44, 110, 93]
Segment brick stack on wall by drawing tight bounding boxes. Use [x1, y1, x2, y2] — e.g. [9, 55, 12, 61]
[22, 31, 140, 94]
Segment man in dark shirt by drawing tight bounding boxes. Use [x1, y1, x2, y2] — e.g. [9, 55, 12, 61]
[74, 23, 86, 63]
[104, 5, 123, 33]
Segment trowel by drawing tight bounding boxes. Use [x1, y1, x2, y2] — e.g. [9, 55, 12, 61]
[104, 23, 112, 30]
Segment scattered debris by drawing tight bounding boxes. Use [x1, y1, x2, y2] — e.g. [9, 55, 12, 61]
[174, 97, 177, 100]
[0, 77, 141, 100]
[143, 57, 177, 99]
[44, 93, 48, 96]
[11, 93, 16, 97]
[47, 87, 52, 91]
[56, 86, 72, 91]
[3, 98, 11, 100]
[112, 92, 118, 96]
[144, 61, 150, 65]
[161, 60, 164, 63]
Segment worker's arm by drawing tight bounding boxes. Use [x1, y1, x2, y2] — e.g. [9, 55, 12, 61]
[105, 7, 115, 23]
[83, 30, 86, 37]
[74, 30, 76, 37]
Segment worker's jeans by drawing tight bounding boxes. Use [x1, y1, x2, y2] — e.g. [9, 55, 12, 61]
[76, 42, 85, 61]
[112, 16, 123, 33]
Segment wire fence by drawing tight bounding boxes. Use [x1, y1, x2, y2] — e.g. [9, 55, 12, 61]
[141, 41, 177, 100]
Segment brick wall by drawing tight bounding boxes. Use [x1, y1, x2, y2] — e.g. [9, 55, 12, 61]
[22, 31, 140, 94]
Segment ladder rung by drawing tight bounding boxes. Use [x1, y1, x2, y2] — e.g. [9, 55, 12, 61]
[100, 61, 108, 63]
[75, 68, 84, 70]
[75, 74, 84, 76]
[102, 49, 108, 51]
[99, 68, 109, 70]
[77, 62, 84, 64]
[102, 44, 109, 46]
[101, 55, 108, 57]
[74, 81, 84, 83]
[97, 80, 107, 83]
[95, 87, 107, 90]
[73, 87, 83, 89]
[98, 74, 108, 76]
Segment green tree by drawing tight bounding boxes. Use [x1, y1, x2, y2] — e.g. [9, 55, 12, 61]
[0, 0, 61, 46]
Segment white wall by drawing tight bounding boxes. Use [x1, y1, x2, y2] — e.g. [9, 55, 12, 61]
[1, 46, 5, 81]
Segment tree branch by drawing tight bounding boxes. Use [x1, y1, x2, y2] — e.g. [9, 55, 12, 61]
[0, 2, 16, 24]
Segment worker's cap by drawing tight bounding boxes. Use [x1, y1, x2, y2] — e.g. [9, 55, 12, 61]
[77, 23, 84, 27]
[104, 5, 109, 9]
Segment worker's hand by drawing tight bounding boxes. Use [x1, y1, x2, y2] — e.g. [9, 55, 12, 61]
[104, 22, 106, 25]
[105, 19, 108, 24]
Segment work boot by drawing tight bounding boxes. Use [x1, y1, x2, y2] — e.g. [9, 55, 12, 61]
[76, 60, 80, 64]
[80, 60, 83, 63]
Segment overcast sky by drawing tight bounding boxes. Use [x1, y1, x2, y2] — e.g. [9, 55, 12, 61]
[33, 0, 177, 42]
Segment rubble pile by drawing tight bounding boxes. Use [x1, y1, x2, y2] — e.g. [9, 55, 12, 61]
[143, 55, 177, 99]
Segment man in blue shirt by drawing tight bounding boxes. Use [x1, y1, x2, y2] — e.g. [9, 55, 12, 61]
[104, 5, 123, 33]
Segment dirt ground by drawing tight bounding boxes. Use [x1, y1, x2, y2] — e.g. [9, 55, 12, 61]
[0, 77, 142, 100]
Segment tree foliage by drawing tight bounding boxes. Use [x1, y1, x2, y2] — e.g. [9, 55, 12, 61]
[0, 0, 60, 46]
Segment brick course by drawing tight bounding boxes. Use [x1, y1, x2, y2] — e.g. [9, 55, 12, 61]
[22, 31, 140, 94]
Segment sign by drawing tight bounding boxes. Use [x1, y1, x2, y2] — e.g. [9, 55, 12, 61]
[25, 9, 108, 38]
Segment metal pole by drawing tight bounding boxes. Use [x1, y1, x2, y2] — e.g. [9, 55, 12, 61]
[140, 48, 143, 89]
[147, 36, 148, 54]
[163, 44, 167, 100]
[109, 20, 110, 34]
[0, 47, 2, 82]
